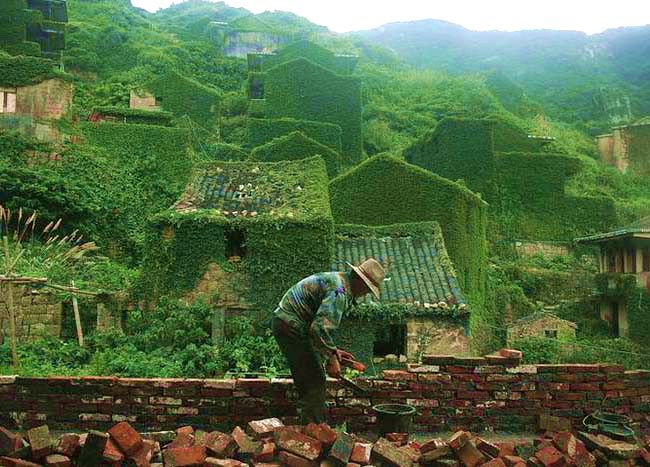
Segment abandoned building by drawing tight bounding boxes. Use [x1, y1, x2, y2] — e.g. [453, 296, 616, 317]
[506, 312, 577, 346]
[246, 40, 362, 162]
[209, 15, 293, 58]
[576, 218, 650, 338]
[143, 156, 334, 321]
[333, 223, 470, 365]
[596, 118, 650, 175]
[1, 0, 68, 59]
[0, 54, 73, 142]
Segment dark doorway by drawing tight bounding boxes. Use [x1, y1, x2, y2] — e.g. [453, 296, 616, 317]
[373, 324, 406, 357]
[225, 229, 246, 259]
[612, 302, 620, 336]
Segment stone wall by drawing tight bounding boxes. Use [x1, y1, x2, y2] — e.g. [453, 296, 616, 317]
[514, 241, 570, 258]
[2, 356, 648, 434]
[405, 318, 469, 358]
[0, 289, 62, 342]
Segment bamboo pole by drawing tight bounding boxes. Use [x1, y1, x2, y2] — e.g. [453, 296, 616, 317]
[71, 280, 84, 347]
[5, 282, 19, 368]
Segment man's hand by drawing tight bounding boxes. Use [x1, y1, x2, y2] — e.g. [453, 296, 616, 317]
[336, 349, 355, 361]
[326, 352, 341, 378]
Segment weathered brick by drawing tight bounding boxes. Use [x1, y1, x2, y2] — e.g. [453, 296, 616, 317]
[103, 438, 125, 463]
[252, 442, 275, 463]
[44, 454, 72, 467]
[448, 432, 470, 450]
[535, 445, 565, 467]
[479, 459, 505, 467]
[279, 450, 318, 467]
[0, 428, 22, 456]
[502, 456, 526, 467]
[274, 428, 322, 461]
[0, 457, 41, 466]
[304, 424, 337, 447]
[202, 432, 238, 459]
[27, 425, 52, 459]
[204, 458, 248, 467]
[350, 443, 372, 465]
[54, 434, 79, 458]
[108, 421, 143, 456]
[476, 438, 499, 458]
[248, 418, 284, 439]
[372, 438, 413, 467]
[329, 433, 355, 465]
[385, 433, 409, 447]
[164, 446, 207, 466]
[383, 371, 417, 382]
[455, 441, 487, 467]
[169, 432, 196, 449]
[130, 439, 156, 467]
[232, 427, 262, 457]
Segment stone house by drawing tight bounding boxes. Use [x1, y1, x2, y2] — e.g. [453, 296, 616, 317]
[506, 312, 577, 346]
[596, 118, 650, 175]
[332, 222, 470, 364]
[143, 156, 334, 340]
[0, 288, 63, 343]
[209, 15, 292, 58]
[575, 219, 650, 337]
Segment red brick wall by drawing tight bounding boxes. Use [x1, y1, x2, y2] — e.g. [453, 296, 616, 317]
[1, 356, 649, 433]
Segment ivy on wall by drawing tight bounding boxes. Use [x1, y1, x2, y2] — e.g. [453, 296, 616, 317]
[142, 156, 335, 311]
[145, 70, 222, 128]
[625, 124, 650, 176]
[246, 117, 342, 153]
[263, 58, 362, 162]
[249, 131, 342, 178]
[92, 106, 174, 126]
[329, 153, 488, 314]
[254, 40, 358, 76]
[404, 117, 617, 241]
[0, 53, 59, 87]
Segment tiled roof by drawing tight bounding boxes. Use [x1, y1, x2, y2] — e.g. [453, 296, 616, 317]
[331, 223, 467, 311]
[172, 159, 322, 219]
[509, 312, 577, 329]
[575, 216, 650, 243]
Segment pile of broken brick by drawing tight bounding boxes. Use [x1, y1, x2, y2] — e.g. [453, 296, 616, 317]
[1, 416, 649, 467]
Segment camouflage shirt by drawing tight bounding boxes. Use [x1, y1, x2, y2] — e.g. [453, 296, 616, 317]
[274, 271, 353, 356]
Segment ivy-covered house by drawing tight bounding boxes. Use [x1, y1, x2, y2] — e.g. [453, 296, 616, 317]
[0, 53, 72, 143]
[329, 153, 488, 312]
[1, 0, 67, 58]
[575, 218, 650, 340]
[249, 131, 342, 178]
[404, 117, 617, 240]
[506, 312, 577, 346]
[142, 156, 334, 317]
[333, 223, 471, 365]
[596, 118, 650, 176]
[246, 40, 362, 162]
[209, 15, 292, 58]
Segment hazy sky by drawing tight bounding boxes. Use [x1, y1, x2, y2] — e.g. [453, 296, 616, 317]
[130, 0, 650, 34]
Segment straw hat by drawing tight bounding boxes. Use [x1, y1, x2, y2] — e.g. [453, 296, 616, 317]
[347, 258, 385, 299]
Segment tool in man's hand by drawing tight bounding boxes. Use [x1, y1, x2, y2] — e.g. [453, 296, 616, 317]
[330, 350, 369, 396]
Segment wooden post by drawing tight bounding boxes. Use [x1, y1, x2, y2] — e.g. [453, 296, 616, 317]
[71, 280, 84, 347]
[212, 307, 225, 347]
[5, 282, 19, 368]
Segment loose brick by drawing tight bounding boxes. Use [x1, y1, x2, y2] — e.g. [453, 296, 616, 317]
[108, 421, 143, 456]
[248, 418, 284, 439]
[350, 443, 373, 465]
[27, 425, 52, 459]
[420, 439, 447, 455]
[455, 442, 487, 467]
[0, 457, 41, 466]
[449, 432, 470, 450]
[78, 430, 109, 467]
[534, 445, 565, 467]
[476, 438, 500, 458]
[170, 433, 196, 449]
[552, 432, 577, 458]
[164, 446, 207, 466]
[304, 424, 337, 447]
[372, 438, 413, 467]
[386, 433, 409, 447]
[0, 428, 22, 456]
[103, 438, 125, 463]
[232, 427, 262, 457]
[480, 459, 506, 467]
[203, 457, 248, 467]
[274, 428, 322, 461]
[203, 432, 238, 459]
[44, 454, 72, 467]
[279, 450, 318, 467]
[329, 433, 355, 465]
[55, 434, 80, 458]
[502, 456, 525, 467]
[130, 439, 156, 467]
[252, 442, 275, 463]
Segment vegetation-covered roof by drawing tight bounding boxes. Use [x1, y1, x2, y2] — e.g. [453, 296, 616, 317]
[575, 217, 650, 243]
[172, 156, 331, 221]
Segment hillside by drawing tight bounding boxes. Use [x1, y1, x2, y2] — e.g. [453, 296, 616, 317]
[355, 20, 650, 133]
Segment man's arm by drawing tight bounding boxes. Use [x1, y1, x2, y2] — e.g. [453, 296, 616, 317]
[309, 289, 346, 359]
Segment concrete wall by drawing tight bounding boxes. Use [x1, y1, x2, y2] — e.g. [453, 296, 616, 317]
[1, 357, 647, 434]
[0, 289, 62, 343]
[129, 90, 159, 111]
